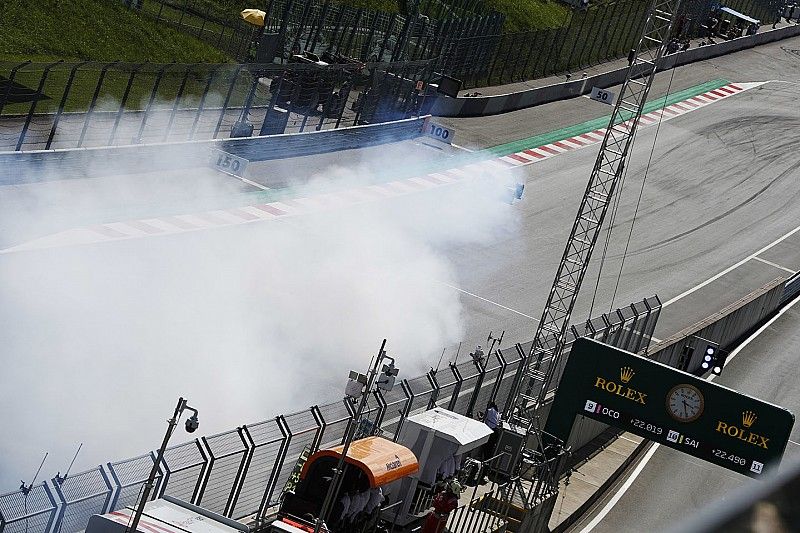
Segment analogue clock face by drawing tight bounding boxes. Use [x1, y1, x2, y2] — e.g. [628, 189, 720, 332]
[666, 384, 704, 422]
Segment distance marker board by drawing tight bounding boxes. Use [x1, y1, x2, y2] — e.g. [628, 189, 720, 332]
[209, 148, 249, 178]
[589, 86, 615, 105]
[422, 118, 454, 145]
[545, 338, 795, 478]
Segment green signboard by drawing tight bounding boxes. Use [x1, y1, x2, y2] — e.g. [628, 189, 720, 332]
[545, 338, 795, 478]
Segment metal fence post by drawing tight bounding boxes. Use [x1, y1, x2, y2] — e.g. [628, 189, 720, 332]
[15, 60, 62, 151]
[260, 67, 286, 135]
[225, 427, 254, 518]
[77, 61, 118, 148]
[594, 0, 621, 62]
[213, 64, 246, 138]
[220, 426, 254, 518]
[290, 0, 315, 54]
[465, 358, 487, 417]
[108, 62, 145, 146]
[574, 6, 602, 69]
[516, 30, 537, 82]
[499, 33, 520, 84]
[309, 406, 326, 453]
[310, 0, 332, 52]
[331, 6, 351, 53]
[361, 10, 380, 60]
[393, 380, 415, 440]
[189, 65, 219, 140]
[392, 12, 414, 61]
[502, 343, 529, 415]
[426, 368, 441, 409]
[446, 362, 464, 411]
[277, 0, 297, 48]
[135, 62, 170, 144]
[563, 9, 589, 73]
[377, 14, 398, 62]
[162, 63, 195, 142]
[257, 416, 291, 519]
[601, 0, 624, 61]
[580, 1, 612, 67]
[486, 33, 505, 85]
[344, 8, 364, 57]
[490, 349, 508, 404]
[45, 60, 88, 150]
[547, 8, 575, 75]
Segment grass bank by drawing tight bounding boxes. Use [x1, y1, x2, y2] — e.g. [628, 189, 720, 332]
[0, 0, 230, 63]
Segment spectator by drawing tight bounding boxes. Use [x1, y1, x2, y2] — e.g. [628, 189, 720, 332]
[481, 401, 502, 464]
[483, 401, 501, 430]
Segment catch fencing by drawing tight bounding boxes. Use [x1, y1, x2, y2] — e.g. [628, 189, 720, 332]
[129, 0, 502, 63]
[0, 59, 434, 151]
[0, 297, 659, 533]
[132, 0, 782, 88]
[445, 0, 784, 88]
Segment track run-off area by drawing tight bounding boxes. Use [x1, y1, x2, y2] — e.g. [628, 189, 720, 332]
[1, 32, 800, 522]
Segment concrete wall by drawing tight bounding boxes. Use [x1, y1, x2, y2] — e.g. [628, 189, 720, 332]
[432, 24, 800, 118]
[0, 116, 427, 185]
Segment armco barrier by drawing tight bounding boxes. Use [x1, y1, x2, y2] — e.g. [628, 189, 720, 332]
[0, 116, 427, 185]
[432, 23, 800, 118]
[0, 297, 658, 533]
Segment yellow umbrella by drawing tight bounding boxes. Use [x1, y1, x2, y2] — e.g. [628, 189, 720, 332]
[240, 9, 266, 27]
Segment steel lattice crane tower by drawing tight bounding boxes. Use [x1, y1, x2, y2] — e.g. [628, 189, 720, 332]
[512, 0, 681, 424]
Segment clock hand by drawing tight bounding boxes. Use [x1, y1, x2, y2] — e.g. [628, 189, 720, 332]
[682, 400, 689, 417]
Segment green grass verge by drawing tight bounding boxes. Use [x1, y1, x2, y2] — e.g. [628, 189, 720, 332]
[0, 0, 230, 63]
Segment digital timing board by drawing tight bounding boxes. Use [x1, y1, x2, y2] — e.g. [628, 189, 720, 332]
[545, 338, 795, 478]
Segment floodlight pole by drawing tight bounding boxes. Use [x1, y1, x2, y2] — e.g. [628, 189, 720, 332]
[127, 397, 196, 533]
[314, 339, 388, 533]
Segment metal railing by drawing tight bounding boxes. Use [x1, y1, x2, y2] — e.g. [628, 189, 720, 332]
[127, 0, 502, 63]
[0, 59, 435, 151]
[446, 481, 511, 533]
[0, 296, 659, 533]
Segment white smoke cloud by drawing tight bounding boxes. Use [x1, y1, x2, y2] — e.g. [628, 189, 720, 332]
[0, 137, 520, 491]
